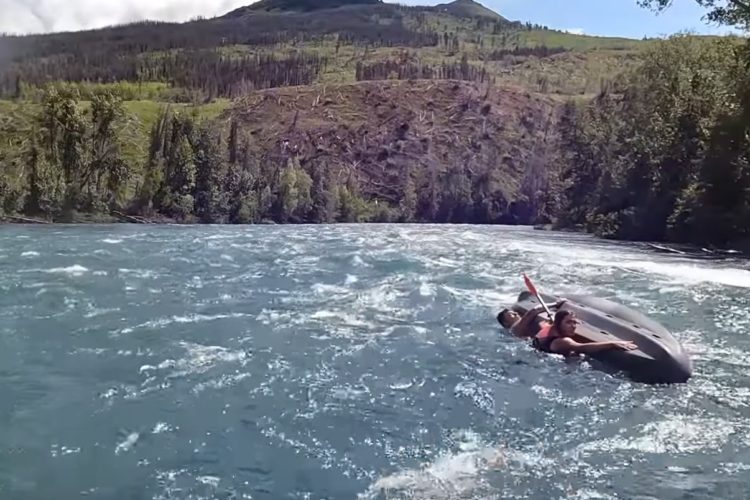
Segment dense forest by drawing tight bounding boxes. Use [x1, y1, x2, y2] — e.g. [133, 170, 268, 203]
[1, 82, 545, 225]
[553, 38, 747, 243]
[548, 0, 750, 247]
[0, 0, 748, 249]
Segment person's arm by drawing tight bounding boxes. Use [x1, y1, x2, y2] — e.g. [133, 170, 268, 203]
[550, 337, 637, 354]
[512, 299, 566, 332]
[510, 305, 546, 337]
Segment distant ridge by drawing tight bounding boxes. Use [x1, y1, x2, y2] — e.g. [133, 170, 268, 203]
[224, 0, 382, 17]
[434, 0, 506, 21]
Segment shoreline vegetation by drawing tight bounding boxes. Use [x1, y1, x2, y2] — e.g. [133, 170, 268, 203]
[0, 0, 748, 252]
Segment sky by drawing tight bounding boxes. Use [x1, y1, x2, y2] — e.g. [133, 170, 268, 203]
[0, 0, 738, 38]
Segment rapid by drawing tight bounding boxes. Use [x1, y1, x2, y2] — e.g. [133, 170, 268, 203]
[1, 224, 748, 499]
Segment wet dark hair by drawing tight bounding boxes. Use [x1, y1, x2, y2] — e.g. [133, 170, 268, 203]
[554, 310, 573, 331]
[497, 308, 511, 327]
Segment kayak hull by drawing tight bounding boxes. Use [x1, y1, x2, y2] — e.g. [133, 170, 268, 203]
[511, 291, 693, 384]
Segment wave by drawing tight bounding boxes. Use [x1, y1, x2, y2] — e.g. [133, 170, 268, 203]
[44, 265, 89, 276]
[152, 422, 172, 434]
[590, 259, 750, 289]
[118, 312, 250, 335]
[358, 430, 504, 500]
[114, 432, 140, 455]
[576, 415, 735, 455]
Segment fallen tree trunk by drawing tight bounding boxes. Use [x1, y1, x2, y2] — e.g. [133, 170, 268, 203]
[0, 215, 51, 224]
[112, 210, 154, 224]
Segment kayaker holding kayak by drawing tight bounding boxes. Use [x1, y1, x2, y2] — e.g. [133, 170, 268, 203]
[533, 309, 637, 356]
[499, 273, 637, 355]
[497, 274, 692, 383]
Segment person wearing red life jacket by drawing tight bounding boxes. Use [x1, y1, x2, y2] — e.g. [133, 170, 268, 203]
[533, 309, 636, 356]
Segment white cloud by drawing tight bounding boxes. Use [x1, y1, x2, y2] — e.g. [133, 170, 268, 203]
[0, 0, 257, 35]
[564, 27, 585, 35]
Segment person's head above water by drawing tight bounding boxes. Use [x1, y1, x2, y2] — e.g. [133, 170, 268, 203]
[497, 308, 520, 328]
[553, 309, 578, 337]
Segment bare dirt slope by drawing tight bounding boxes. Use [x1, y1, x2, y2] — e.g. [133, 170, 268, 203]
[228, 79, 562, 215]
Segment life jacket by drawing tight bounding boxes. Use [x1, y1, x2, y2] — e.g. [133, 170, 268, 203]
[532, 323, 557, 353]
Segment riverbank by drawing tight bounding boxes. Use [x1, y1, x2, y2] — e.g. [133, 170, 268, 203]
[534, 224, 750, 258]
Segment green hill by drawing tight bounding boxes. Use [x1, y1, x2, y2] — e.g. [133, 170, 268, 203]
[225, 0, 382, 16]
[1, 0, 725, 232]
[0, 0, 647, 224]
[435, 0, 506, 21]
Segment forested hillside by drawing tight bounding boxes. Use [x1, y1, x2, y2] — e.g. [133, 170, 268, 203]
[0, 0, 747, 248]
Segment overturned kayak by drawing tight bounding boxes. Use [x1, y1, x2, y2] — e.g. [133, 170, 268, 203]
[511, 291, 693, 384]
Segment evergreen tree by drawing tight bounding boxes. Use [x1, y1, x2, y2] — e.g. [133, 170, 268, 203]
[194, 125, 223, 222]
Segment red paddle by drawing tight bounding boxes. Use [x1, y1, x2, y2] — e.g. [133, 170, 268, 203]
[523, 273, 553, 321]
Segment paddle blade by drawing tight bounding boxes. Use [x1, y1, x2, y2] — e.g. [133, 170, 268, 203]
[523, 273, 553, 319]
[523, 273, 539, 296]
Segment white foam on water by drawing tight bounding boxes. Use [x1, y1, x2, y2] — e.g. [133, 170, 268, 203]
[355, 282, 406, 315]
[488, 234, 750, 289]
[118, 268, 157, 279]
[166, 342, 249, 378]
[345, 274, 359, 285]
[454, 381, 495, 415]
[44, 265, 89, 277]
[419, 282, 435, 297]
[351, 254, 368, 267]
[695, 378, 750, 410]
[172, 313, 244, 324]
[193, 372, 252, 394]
[196, 476, 220, 488]
[152, 422, 172, 434]
[84, 307, 119, 319]
[358, 430, 504, 500]
[50, 445, 81, 457]
[577, 416, 735, 455]
[99, 388, 118, 400]
[568, 489, 618, 500]
[311, 310, 371, 328]
[76, 347, 108, 356]
[440, 285, 507, 310]
[21, 251, 39, 257]
[380, 325, 427, 337]
[718, 462, 750, 474]
[311, 283, 351, 296]
[389, 381, 414, 390]
[117, 312, 250, 335]
[256, 308, 297, 326]
[114, 432, 140, 455]
[330, 383, 370, 400]
[204, 234, 236, 241]
[581, 258, 750, 289]
[102, 239, 123, 244]
[420, 255, 462, 270]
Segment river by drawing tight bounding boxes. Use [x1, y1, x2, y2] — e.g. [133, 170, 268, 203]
[1, 224, 749, 499]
